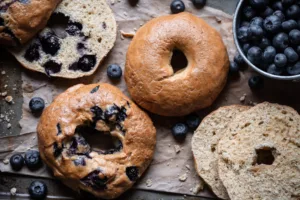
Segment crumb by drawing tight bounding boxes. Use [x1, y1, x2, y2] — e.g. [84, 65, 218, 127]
[0, 114, 4, 118]
[185, 165, 190, 170]
[4, 84, 7, 88]
[179, 173, 187, 182]
[1, 71, 5, 75]
[10, 188, 17, 196]
[140, 23, 143, 26]
[168, 144, 171, 147]
[133, 27, 137, 31]
[120, 30, 135, 38]
[191, 183, 204, 194]
[1, 92, 7, 97]
[7, 123, 11, 129]
[3, 159, 9, 164]
[215, 17, 222, 23]
[240, 94, 247, 102]
[5, 96, 13, 103]
[146, 179, 152, 187]
[167, 163, 170, 166]
[174, 145, 181, 153]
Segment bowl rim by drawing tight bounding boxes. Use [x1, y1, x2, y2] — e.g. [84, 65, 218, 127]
[233, 0, 300, 81]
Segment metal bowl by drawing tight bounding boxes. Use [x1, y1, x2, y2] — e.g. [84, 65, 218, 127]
[233, 0, 300, 81]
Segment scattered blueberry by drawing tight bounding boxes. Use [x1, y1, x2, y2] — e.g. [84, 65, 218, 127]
[39, 30, 60, 56]
[274, 53, 288, 68]
[263, 15, 282, 33]
[282, 19, 298, 31]
[28, 181, 47, 200]
[248, 76, 264, 90]
[267, 64, 284, 75]
[260, 6, 273, 18]
[186, 114, 201, 130]
[287, 61, 300, 74]
[259, 37, 271, 49]
[25, 150, 42, 170]
[43, 60, 62, 76]
[172, 123, 188, 140]
[273, 32, 289, 50]
[170, 0, 185, 14]
[192, 0, 206, 8]
[24, 43, 40, 62]
[247, 46, 262, 65]
[286, 4, 300, 19]
[234, 53, 246, 65]
[107, 64, 122, 79]
[243, 43, 251, 53]
[250, 0, 267, 10]
[273, 10, 285, 22]
[66, 21, 83, 36]
[248, 25, 264, 40]
[284, 47, 299, 62]
[229, 61, 240, 74]
[272, 1, 284, 11]
[289, 29, 300, 45]
[243, 6, 257, 20]
[262, 46, 276, 63]
[10, 154, 24, 171]
[250, 17, 264, 27]
[238, 26, 250, 42]
[29, 97, 45, 113]
[126, 166, 139, 181]
[77, 55, 96, 72]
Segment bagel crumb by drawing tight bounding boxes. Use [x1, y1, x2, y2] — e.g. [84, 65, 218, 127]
[191, 183, 204, 194]
[174, 145, 181, 153]
[120, 30, 135, 38]
[185, 164, 190, 170]
[3, 159, 9, 164]
[5, 96, 13, 103]
[146, 179, 152, 187]
[10, 188, 17, 196]
[1, 92, 7, 97]
[179, 173, 187, 182]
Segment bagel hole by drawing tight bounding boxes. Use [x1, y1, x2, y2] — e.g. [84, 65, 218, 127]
[171, 49, 188, 73]
[254, 148, 276, 165]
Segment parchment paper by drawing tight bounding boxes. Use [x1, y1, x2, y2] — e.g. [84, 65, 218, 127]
[2, 0, 300, 198]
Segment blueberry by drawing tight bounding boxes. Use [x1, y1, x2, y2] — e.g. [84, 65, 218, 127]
[273, 10, 285, 22]
[262, 46, 277, 63]
[28, 181, 47, 200]
[284, 47, 299, 62]
[25, 150, 42, 170]
[282, 19, 298, 31]
[24, 43, 40, 62]
[104, 105, 119, 120]
[10, 154, 24, 171]
[241, 21, 250, 27]
[267, 64, 284, 75]
[57, 123, 62, 135]
[234, 53, 246, 65]
[170, 0, 185, 14]
[229, 61, 240, 74]
[273, 32, 289, 50]
[90, 85, 100, 94]
[248, 25, 264, 40]
[259, 37, 271, 49]
[90, 106, 104, 121]
[81, 170, 107, 189]
[53, 142, 63, 158]
[247, 46, 262, 65]
[77, 55, 96, 72]
[243, 43, 251, 53]
[243, 6, 257, 20]
[192, 0, 206, 8]
[107, 64, 122, 79]
[237, 26, 250, 42]
[286, 4, 300, 19]
[66, 21, 83, 36]
[126, 166, 139, 181]
[289, 29, 300, 45]
[43, 60, 61, 76]
[287, 61, 300, 74]
[248, 76, 264, 90]
[186, 114, 201, 130]
[74, 157, 86, 166]
[39, 30, 60, 56]
[77, 43, 86, 51]
[274, 53, 288, 67]
[263, 15, 282, 33]
[282, 0, 295, 8]
[250, 0, 268, 10]
[250, 17, 264, 27]
[272, 1, 284, 11]
[29, 97, 45, 113]
[171, 123, 188, 140]
[260, 7, 274, 18]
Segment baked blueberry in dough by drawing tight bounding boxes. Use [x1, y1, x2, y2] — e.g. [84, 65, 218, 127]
[11, 0, 117, 79]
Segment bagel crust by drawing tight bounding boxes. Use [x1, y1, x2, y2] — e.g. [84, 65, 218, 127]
[37, 83, 156, 199]
[125, 12, 229, 116]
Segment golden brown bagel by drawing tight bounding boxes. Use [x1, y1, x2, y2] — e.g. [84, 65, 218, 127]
[125, 12, 229, 116]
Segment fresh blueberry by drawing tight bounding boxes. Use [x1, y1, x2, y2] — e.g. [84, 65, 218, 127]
[259, 37, 271, 49]
[260, 7, 274, 18]
[243, 6, 257, 20]
[39, 30, 60, 56]
[10, 154, 24, 171]
[25, 150, 42, 170]
[282, 19, 298, 31]
[250, 17, 264, 27]
[248, 25, 264, 40]
[273, 32, 289, 50]
[24, 43, 40, 62]
[229, 61, 240, 74]
[247, 46, 262, 65]
[272, 1, 284, 11]
[284, 47, 299, 62]
[170, 0, 185, 14]
[250, 0, 268, 10]
[274, 53, 288, 68]
[186, 114, 201, 130]
[273, 10, 285, 22]
[107, 64, 122, 79]
[241, 21, 250, 27]
[29, 97, 45, 113]
[267, 64, 284, 75]
[248, 76, 264, 90]
[192, 0, 206, 8]
[262, 46, 277, 63]
[28, 181, 47, 200]
[282, 0, 295, 8]
[263, 15, 282, 33]
[234, 53, 246, 65]
[77, 55, 96, 72]
[66, 21, 83, 36]
[43, 60, 62, 76]
[286, 4, 300, 19]
[126, 166, 139, 181]
[237, 26, 250, 42]
[289, 29, 300, 45]
[243, 43, 251, 53]
[172, 123, 188, 140]
[287, 61, 300, 74]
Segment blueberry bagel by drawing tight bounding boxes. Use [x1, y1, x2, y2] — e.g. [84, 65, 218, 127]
[0, 0, 61, 46]
[11, 0, 117, 78]
[37, 83, 156, 199]
[125, 12, 229, 116]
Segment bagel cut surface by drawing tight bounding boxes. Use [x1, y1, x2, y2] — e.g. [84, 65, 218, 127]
[125, 12, 229, 116]
[37, 83, 156, 199]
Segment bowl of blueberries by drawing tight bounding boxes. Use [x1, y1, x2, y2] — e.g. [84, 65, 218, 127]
[234, 0, 300, 80]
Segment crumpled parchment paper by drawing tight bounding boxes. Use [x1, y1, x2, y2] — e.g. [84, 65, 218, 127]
[3, 0, 300, 198]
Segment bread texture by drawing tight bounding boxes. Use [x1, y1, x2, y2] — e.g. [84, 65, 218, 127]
[125, 12, 229, 116]
[218, 102, 300, 200]
[191, 105, 250, 199]
[0, 0, 61, 46]
[37, 83, 156, 199]
[11, 0, 117, 79]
